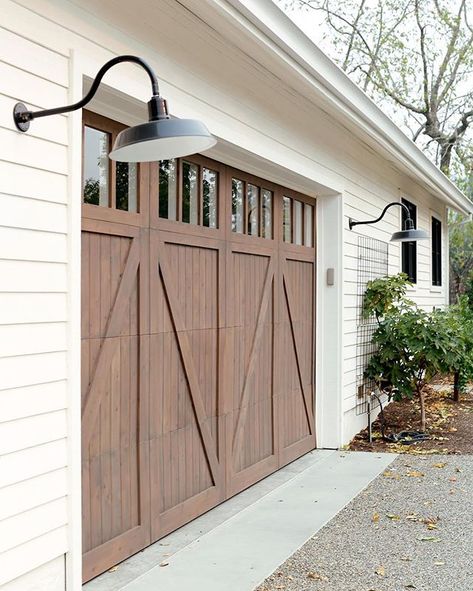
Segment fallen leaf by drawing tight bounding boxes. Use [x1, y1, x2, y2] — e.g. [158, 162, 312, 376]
[159, 562, 169, 567]
[433, 462, 446, 468]
[375, 565, 385, 577]
[386, 513, 401, 521]
[108, 566, 119, 573]
[455, 467, 463, 473]
[417, 536, 441, 542]
[407, 470, 425, 478]
[307, 572, 328, 581]
[405, 585, 416, 589]
[372, 512, 380, 523]
[383, 470, 400, 479]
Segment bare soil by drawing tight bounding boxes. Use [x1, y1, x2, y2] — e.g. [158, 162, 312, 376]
[348, 381, 473, 454]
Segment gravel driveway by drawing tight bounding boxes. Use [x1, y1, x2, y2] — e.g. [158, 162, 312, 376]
[256, 454, 473, 591]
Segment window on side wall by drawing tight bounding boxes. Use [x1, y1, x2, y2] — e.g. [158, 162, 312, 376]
[401, 198, 417, 283]
[431, 216, 442, 287]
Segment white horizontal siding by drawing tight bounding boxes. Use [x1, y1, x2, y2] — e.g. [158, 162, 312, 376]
[0, 324, 67, 358]
[0, 293, 67, 324]
[0, 527, 67, 587]
[0, 439, 68, 489]
[0, 410, 68, 455]
[0, 468, 68, 521]
[0, 497, 68, 554]
[0, 352, 67, 392]
[0, 556, 65, 591]
[0, 261, 67, 292]
[0, 161, 67, 203]
[0, 227, 67, 263]
[0, 381, 67, 423]
[0, 14, 71, 590]
[0, 194, 67, 233]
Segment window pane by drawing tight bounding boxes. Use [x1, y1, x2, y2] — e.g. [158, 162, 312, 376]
[159, 160, 177, 220]
[432, 217, 442, 286]
[402, 199, 417, 283]
[247, 184, 259, 236]
[83, 126, 110, 207]
[232, 179, 244, 233]
[283, 196, 292, 242]
[261, 189, 272, 239]
[304, 203, 313, 247]
[203, 168, 218, 228]
[294, 200, 303, 245]
[182, 161, 198, 224]
[116, 162, 137, 212]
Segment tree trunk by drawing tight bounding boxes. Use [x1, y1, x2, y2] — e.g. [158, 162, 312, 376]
[418, 388, 426, 432]
[453, 371, 460, 402]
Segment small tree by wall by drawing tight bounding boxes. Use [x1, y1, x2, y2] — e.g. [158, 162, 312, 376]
[363, 274, 465, 431]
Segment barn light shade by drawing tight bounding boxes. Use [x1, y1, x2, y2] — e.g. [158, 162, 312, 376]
[13, 55, 216, 162]
[390, 217, 429, 242]
[109, 111, 216, 162]
[349, 201, 429, 242]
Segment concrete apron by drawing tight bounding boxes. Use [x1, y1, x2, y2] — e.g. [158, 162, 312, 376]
[85, 450, 396, 591]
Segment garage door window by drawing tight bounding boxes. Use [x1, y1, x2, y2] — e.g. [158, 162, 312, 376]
[283, 196, 314, 247]
[82, 114, 140, 213]
[158, 159, 219, 228]
[232, 177, 273, 239]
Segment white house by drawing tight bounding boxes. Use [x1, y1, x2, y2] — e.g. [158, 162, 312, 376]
[1, 0, 472, 589]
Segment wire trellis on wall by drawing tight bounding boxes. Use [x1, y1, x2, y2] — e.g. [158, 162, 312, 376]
[355, 236, 389, 415]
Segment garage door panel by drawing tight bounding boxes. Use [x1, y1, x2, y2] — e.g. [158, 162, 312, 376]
[228, 250, 277, 485]
[279, 257, 315, 454]
[81, 225, 150, 582]
[149, 232, 225, 537]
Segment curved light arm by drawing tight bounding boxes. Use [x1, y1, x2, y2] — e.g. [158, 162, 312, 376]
[14, 55, 165, 132]
[349, 201, 414, 230]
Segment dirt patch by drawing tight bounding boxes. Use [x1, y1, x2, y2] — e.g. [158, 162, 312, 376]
[349, 382, 473, 454]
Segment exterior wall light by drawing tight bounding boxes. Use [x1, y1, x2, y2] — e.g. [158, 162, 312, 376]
[13, 55, 217, 162]
[349, 201, 429, 242]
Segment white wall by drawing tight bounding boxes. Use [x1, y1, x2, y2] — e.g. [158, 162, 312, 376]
[0, 15, 71, 589]
[0, 0, 457, 588]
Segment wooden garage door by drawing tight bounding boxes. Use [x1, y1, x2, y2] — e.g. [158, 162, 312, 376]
[81, 112, 316, 581]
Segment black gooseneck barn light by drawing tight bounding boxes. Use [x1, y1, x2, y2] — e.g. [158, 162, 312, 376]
[13, 55, 217, 162]
[349, 201, 429, 242]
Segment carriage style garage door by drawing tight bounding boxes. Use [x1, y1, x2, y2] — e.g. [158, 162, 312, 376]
[81, 112, 316, 581]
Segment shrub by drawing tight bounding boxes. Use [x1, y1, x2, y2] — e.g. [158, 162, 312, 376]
[362, 273, 469, 431]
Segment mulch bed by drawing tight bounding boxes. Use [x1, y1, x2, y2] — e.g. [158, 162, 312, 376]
[348, 381, 473, 454]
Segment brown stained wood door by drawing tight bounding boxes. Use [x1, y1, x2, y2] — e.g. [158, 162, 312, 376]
[81, 220, 150, 582]
[81, 113, 316, 581]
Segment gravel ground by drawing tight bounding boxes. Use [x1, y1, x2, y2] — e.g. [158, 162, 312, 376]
[256, 454, 473, 591]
